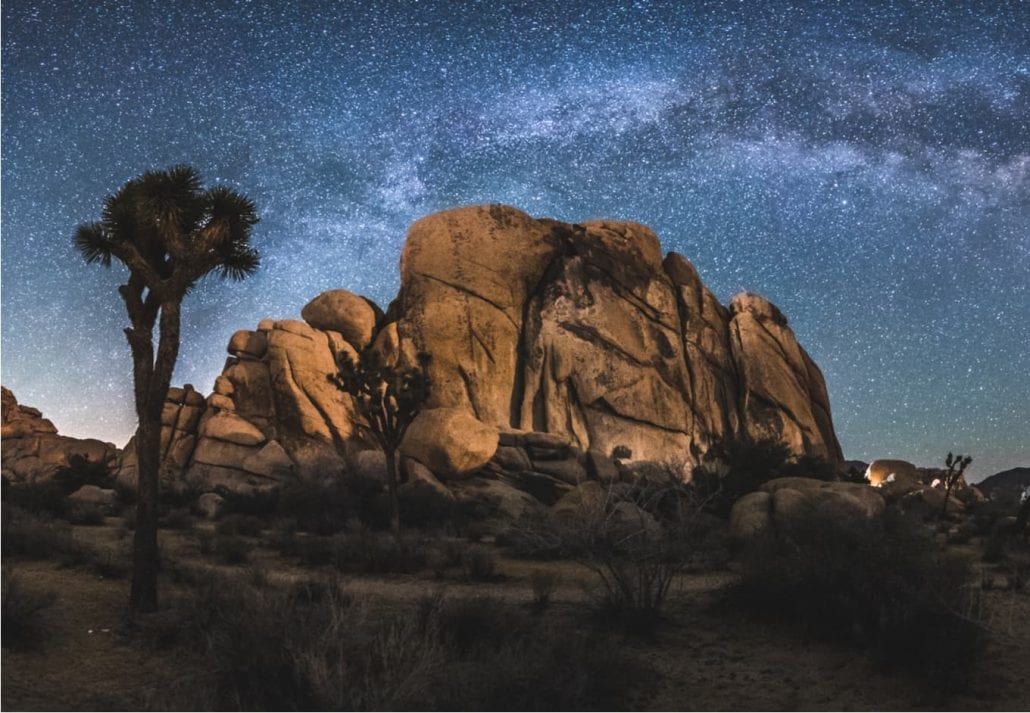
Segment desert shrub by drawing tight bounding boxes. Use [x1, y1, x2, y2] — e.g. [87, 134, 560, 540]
[690, 436, 795, 517]
[65, 501, 106, 526]
[274, 478, 360, 535]
[1, 569, 57, 650]
[90, 548, 131, 579]
[281, 529, 429, 574]
[425, 539, 469, 579]
[53, 454, 113, 491]
[215, 513, 264, 537]
[513, 483, 704, 633]
[217, 489, 279, 518]
[1, 479, 71, 519]
[728, 507, 986, 690]
[158, 507, 194, 530]
[286, 534, 336, 567]
[781, 453, 837, 481]
[331, 530, 428, 574]
[1, 504, 88, 563]
[214, 535, 251, 565]
[529, 569, 560, 611]
[690, 436, 837, 517]
[174, 575, 639, 711]
[397, 484, 487, 533]
[461, 546, 498, 582]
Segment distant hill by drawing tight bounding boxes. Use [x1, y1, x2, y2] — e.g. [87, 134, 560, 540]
[976, 467, 1030, 501]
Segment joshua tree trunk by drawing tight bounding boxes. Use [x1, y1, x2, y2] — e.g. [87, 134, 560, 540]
[385, 446, 401, 537]
[127, 299, 181, 614]
[130, 415, 161, 612]
[940, 480, 955, 519]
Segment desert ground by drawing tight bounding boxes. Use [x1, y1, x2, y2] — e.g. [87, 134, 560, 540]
[4, 509, 1029, 712]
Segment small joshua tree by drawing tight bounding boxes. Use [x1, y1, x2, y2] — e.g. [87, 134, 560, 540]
[940, 452, 972, 519]
[329, 347, 430, 536]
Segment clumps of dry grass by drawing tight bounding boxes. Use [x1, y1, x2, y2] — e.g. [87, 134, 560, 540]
[2, 568, 57, 650]
[727, 507, 988, 690]
[529, 569, 560, 612]
[271, 527, 430, 575]
[460, 546, 498, 582]
[2, 504, 90, 564]
[165, 571, 641, 710]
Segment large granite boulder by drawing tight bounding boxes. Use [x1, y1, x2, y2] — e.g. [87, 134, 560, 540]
[62, 204, 846, 518]
[1, 387, 118, 483]
[728, 293, 842, 463]
[300, 289, 381, 350]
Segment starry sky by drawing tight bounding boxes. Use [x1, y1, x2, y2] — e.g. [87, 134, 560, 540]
[2, 0, 1028, 480]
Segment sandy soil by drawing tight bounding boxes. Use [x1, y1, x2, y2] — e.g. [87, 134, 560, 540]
[3, 520, 1029, 711]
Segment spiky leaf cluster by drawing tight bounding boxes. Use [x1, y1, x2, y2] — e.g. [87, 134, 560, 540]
[328, 347, 430, 452]
[74, 165, 259, 296]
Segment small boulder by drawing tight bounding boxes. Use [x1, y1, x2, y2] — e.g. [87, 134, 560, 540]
[400, 407, 498, 479]
[67, 485, 118, 514]
[586, 450, 620, 484]
[492, 446, 533, 472]
[197, 492, 225, 520]
[400, 457, 453, 499]
[227, 330, 268, 359]
[531, 458, 587, 485]
[351, 449, 388, 483]
[301, 289, 379, 349]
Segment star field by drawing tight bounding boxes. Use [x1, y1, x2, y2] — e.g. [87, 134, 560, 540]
[2, 0, 1028, 480]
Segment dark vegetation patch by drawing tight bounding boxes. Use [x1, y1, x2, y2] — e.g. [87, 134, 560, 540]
[155, 573, 641, 711]
[1, 568, 57, 651]
[725, 507, 987, 691]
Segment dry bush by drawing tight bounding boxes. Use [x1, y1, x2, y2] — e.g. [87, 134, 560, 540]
[529, 569, 560, 611]
[508, 481, 705, 632]
[166, 573, 640, 711]
[460, 546, 498, 582]
[213, 535, 251, 565]
[1, 504, 89, 564]
[65, 501, 106, 526]
[728, 507, 987, 690]
[1, 568, 57, 650]
[214, 513, 264, 537]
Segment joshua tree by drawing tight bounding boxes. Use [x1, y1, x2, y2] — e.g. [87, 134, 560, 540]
[940, 452, 972, 519]
[329, 347, 429, 536]
[75, 165, 259, 613]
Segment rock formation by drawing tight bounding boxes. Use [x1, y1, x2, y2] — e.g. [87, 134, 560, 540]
[1, 387, 118, 483]
[100, 205, 842, 513]
[729, 477, 886, 545]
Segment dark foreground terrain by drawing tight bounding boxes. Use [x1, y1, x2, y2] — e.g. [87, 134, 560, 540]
[3, 508, 1029, 712]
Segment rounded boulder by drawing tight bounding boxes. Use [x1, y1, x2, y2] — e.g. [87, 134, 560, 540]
[301, 289, 380, 350]
[400, 407, 498, 480]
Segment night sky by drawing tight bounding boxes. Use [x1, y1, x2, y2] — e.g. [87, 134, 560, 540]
[2, 1, 1027, 480]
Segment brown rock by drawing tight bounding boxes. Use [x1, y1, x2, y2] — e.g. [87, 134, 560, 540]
[67, 484, 118, 514]
[401, 407, 498, 479]
[228, 330, 268, 359]
[301, 289, 380, 350]
[201, 412, 266, 446]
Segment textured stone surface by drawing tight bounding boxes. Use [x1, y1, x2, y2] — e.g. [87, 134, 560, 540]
[1, 387, 119, 484]
[301, 289, 380, 349]
[401, 407, 499, 479]
[729, 478, 885, 544]
[27, 204, 846, 518]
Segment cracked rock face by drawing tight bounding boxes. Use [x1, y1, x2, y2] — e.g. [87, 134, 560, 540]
[111, 204, 841, 499]
[396, 205, 842, 468]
